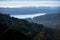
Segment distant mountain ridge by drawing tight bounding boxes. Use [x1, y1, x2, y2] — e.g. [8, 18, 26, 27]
[26, 13, 60, 27]
[0, 7, 60, 15]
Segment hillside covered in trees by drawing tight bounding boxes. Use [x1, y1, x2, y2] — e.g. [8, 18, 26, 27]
[0, 13, 60, 40]
[26, 13, 60, 28]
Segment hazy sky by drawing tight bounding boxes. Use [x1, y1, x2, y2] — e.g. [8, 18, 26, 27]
[0, 0, 60, 8]
[0, 1, 60, 8]
[0, 0, 60, 1]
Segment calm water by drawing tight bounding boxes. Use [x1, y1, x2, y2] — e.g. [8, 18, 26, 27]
[11, 13, 46, 19]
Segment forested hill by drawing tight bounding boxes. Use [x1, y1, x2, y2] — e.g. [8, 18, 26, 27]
[0, 13, 44, 40]
[0, 13, 44, 32]
[0, 13, 60, 40]
[26, 13, 60, 28]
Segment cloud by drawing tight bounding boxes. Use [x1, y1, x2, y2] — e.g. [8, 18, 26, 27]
[0, 1, 60, 8]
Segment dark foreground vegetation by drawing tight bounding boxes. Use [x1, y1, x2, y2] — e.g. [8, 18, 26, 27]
[0, 13, 60, 40]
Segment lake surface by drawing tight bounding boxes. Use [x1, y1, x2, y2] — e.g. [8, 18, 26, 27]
[11, 13, 46, 19]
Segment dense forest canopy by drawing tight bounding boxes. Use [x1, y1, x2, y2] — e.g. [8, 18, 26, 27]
[0, 13, 60, 40]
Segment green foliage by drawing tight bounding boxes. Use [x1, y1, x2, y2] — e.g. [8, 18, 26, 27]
[0, 29, 33, 40]
[34, 31, 45, 40]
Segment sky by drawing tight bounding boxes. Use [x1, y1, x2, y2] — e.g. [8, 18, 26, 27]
[0, 0, 60, 1]
[0, 1, 60, 8]
[0, 0, 60, 8]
